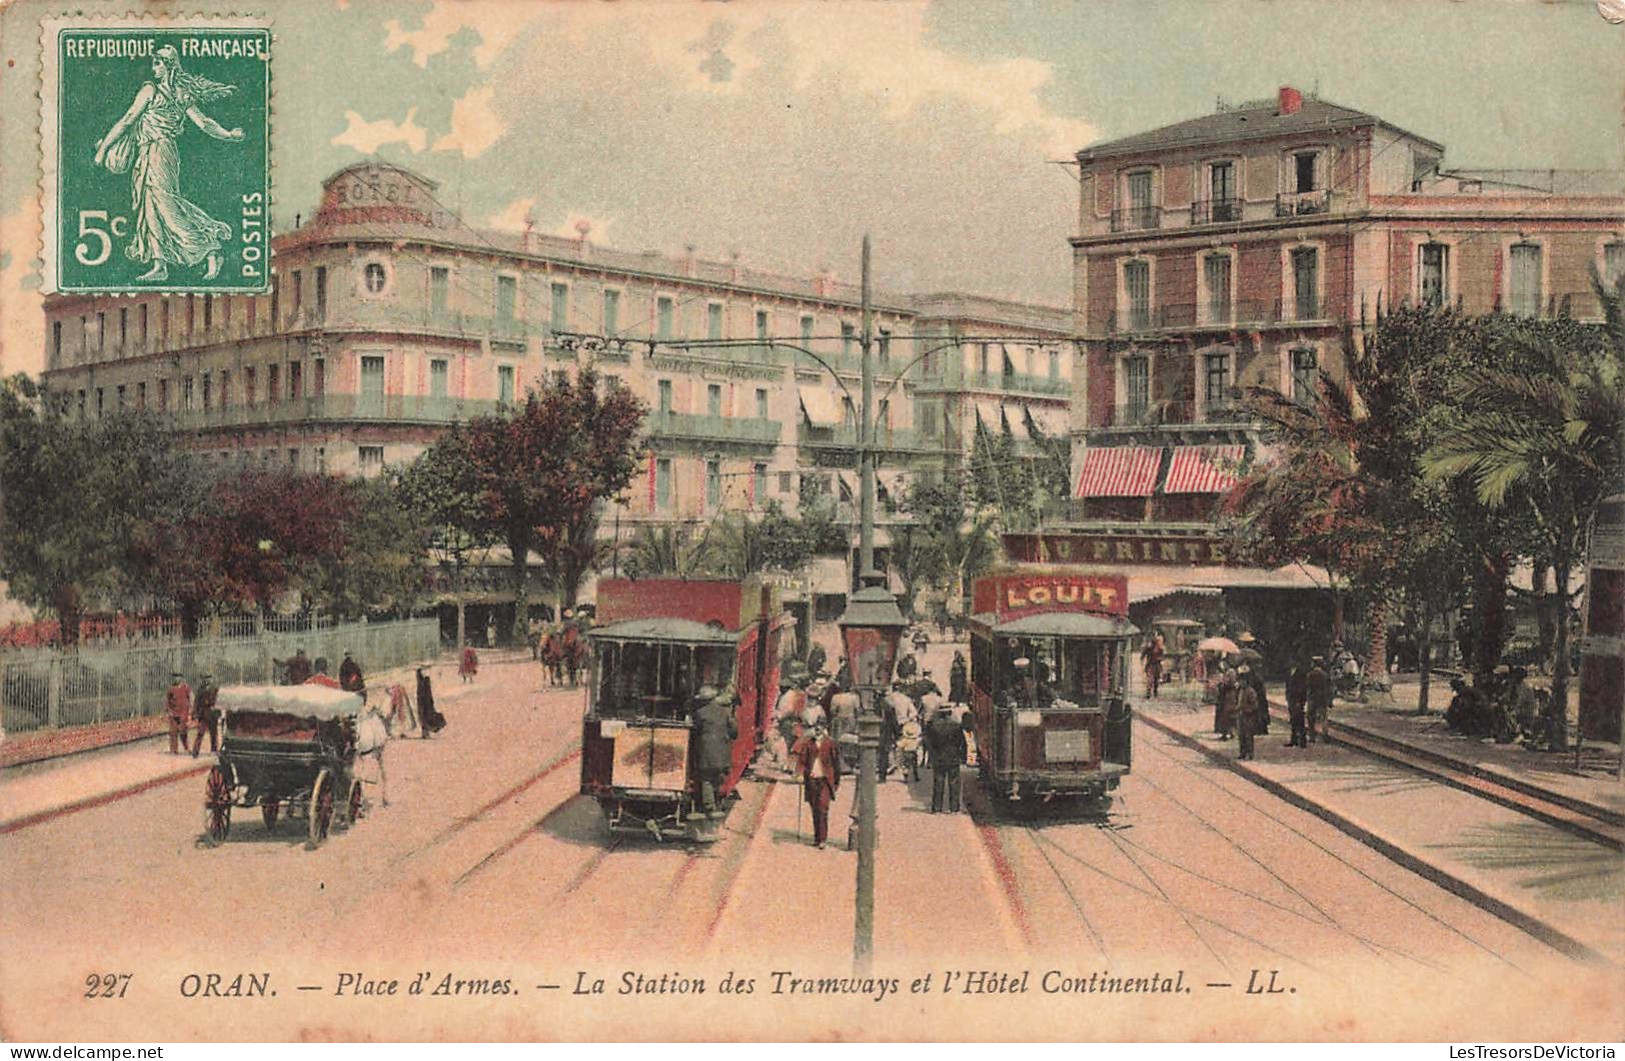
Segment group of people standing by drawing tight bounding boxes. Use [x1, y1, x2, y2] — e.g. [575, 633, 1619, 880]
[1211, 654, 1336, 761]
[164, 671, 219, 757]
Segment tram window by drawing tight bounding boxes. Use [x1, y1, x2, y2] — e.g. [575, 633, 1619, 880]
[593, 642, 735, 720]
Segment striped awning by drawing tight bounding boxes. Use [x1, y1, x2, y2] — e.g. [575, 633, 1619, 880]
[1075, 447, 1163, 498]
[1164, 445, 1246, 494]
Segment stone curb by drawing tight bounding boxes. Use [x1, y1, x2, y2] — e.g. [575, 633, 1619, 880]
[1136, 710, 1608, 966]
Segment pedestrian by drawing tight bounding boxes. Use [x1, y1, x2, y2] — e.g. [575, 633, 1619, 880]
[896, 652, 918, 680]
[829, 687, 861, 773]
[805, 643, 827, 679]
[912, 627, 930, 658]
[417, 665, 446, 735]
[949, 651, 970, 704]
[459, 644, 479, 683]
[897, 714, 923, 783]
[165, 672, 192, 755]
[339, 650, 365, 695]
[691, 686, 737, 819]
[1505, 667, 1541, 741]
[190, 672, 220, 757]
[790, 719, 841, 849]
[926, 704, 967, 813]
[388, 681, 419, 738]
[1141, 634, 1165, 698]
[1445, 678, 1480, 735]
[486, 616, 498, 649]
[355, 696, 391, 808]
[1214, 664, 1238, 740]
[1284, 660, 1309, 748]
[1306, 656, 1332, 743]
[275, 647, 312, 686]
[1245, 658, 1269, 735]
[1235, 665, 1260, 761]
[880, 685, 911, 781]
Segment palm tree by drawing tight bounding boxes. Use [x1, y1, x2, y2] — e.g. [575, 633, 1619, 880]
[707, 511, 768, 579]
[623, 524, 708, 580]
[1423, 272, 1624, 747]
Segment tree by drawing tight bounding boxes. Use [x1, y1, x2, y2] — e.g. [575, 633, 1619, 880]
[296, 476, 431, 620]
[1423, 277, 1623, 746]
[0, 378, 202, 646]
[623, 524, 708, 580]
[458, 369, 646, 640]
[899, 475, 995, 619]
[398, 428, 499, 646]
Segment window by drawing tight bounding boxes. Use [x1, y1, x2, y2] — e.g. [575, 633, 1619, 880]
[1291, 348, 1319, 404]
[241, 370, 253, 408]
[753, 463, 768, 503]
[160, 300, 170, 346]
[312, 359, 325, 397]
[358, 446, 385, 475]
[287, 448, 300, 469]
[1294, 152, 1318, 193]
[841, 322, 855, 356]
[799, 315, 814, 346]
[1124, 260, 1151, 329]
[498, 365, 515, 404]
[1291, 247, 1319, 319]
[363, 262, 385, 295]
[777, 471, 792, 494]
[878, 329, 891, 365]
[315, 447, 326, 474]
[707, 383, 722, 418]
[430, 266, 449, 314]
[657, 378, 673, 414]
[1209, 161, 1236, 218]
[1203, 254, 1232, 322]
[1124, 356, 1150, 413]
[201, 375, 212, 410]
[430, 359, 448, 399]
[360, 356, 384, 398]
[547, 282, 567, 331]
[1605, 241, 1625, 288]
[755, 387, 769, 419]
[841, 396, 856, 426]
[706, 460, 721, 510]
[1510, 242, 1542, 317]
[96, 388, 104, 418]
[219, 371, 230, 408]
[707, 303, 724, 340]
[1002, 349, 1016, 378]
[978, 344, 989, 376]
[269, 276, 279, 329]
[1048, 350, 1060, 379]
[97, 311, 106, 353]
[77, 389, 86, 418]
[116, 385, 126, 411]
[267, 364, 280, 405]
[246, 295, 258, 334]
[1127, 170, 1153, 212]
[285, 362, 300, 401]
[602, 290, 620, 336]
[185, 297, 194, 337]
[136, 382, 146, 410]
[1420, 243, 1448, 308]
[1204, 353, 1230, 405]
[315, 266, 328, 318]
[657, 296, 675, 340]
[119, 308, 127, 349]
[755, 310, 769, 345]
[52, 321, 61, 362]
[655, 457, 673, 508]
[290, 270, 302, 320]
[183, 376, 195, 411]
[496, 275, 518, 322]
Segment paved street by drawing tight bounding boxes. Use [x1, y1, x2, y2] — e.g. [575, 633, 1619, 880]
[1, 644, 1619, 1041]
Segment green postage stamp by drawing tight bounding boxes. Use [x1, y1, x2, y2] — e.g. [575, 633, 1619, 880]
[40, 16, 271, 294]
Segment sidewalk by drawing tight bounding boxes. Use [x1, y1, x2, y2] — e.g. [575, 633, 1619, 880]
[1137, 697, 1625, 966]
[0, 654, 504, 833]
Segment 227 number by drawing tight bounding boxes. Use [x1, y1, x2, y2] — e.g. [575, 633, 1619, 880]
[84, 972, 133, 999]
[74, 210, 128, 267]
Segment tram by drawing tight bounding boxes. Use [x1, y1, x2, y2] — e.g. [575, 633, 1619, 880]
[1578, 493, 1624, 745]
[580, 578, 790, 840]
[967, 568, 1136, 813]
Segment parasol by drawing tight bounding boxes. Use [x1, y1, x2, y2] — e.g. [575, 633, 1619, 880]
[1197, 636, 1240, 654]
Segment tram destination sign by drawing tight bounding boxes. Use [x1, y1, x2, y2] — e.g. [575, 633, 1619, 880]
[973, 571, 1129, 621]
[1004, 532, 1238, 567]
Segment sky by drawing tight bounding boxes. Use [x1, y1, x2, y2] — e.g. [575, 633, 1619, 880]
[1, 0, 1620, 377]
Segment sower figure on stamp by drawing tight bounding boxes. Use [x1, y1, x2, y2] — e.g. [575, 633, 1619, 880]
[92, 45, 243, 282]
[189, 671, 219, 757]
[165, 671, 191, 755]
[791, 719, 841, 849]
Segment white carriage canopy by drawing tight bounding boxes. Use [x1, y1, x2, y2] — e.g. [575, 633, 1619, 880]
[216, 684, 365, 719]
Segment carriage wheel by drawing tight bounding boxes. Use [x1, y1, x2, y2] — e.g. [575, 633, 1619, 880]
[261, 799, 280, 832]
[204, 766, 232, 844]
[309, 769, 335, 845]
[346, 780, 365, 826]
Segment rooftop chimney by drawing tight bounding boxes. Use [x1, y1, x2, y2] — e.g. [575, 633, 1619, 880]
[1278, 85, 1303, 116]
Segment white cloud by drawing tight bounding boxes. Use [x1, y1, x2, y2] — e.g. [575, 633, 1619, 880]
[383, 0, 532, 69]
[431, 84, 505, 158]
[330, 107, 427, 154]
[0, 199, 44, 378]
[485, 196, 536, 232]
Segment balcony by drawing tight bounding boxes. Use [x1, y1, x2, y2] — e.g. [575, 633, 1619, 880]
[165, 393, 502, 431]
[916, 366, 1071, 397]
[1102, 401, 1252, 430]
[798, 423, 941, 455]
[1104, 299, 1334, 334]
[1110, 206, 1161, 233]
[1275, 190, 1333, 218]
[645, 411, 782, 447]
[1189, 198, 1243, 226]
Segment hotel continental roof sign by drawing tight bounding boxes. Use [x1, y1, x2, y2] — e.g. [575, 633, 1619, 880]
[1004, 532, 1239, 566]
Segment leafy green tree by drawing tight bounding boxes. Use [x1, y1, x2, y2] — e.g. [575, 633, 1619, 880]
[900, 475, 995, 619]
[398, 428, 499, 645]
[623, 524, 707, 580]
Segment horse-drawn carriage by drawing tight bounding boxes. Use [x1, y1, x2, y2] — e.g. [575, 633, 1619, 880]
[202, 684, 370, 846]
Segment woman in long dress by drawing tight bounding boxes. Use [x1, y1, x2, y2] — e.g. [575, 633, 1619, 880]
[92, 44, 243, 282]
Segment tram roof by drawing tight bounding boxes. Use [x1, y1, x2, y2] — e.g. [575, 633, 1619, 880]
[970, 612, 1140, 639]
[588, 618, 739, 645]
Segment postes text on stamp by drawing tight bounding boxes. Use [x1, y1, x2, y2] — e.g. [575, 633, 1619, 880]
[41, 17, 271, 294]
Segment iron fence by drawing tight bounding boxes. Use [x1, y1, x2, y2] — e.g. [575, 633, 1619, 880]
[1, 618, 440, 736]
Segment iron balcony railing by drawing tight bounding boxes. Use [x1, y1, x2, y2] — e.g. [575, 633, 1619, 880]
[1106, 298, 1338, 333]
[1104, 401, 1252, 429]
[644, 411, 782, 446]
[915, 366, 1071, 397]
[798, 423, 941, 453]
[1275, 190, 1333, 217]
[1189, 198, 1244, 226]
[162, 393, 502, 431]
[1110, 206, 1162, 233]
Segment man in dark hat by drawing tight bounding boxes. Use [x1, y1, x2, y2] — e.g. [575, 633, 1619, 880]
[790, 717, 841, 848]
[339, 650, 365, 695]
[926, 704, 968, 813]
[1214, 663, 1239, 740]
[190, 672, 220, 757]
[1305, 656, 1332, 743]
[1235, 665, 1261, 761]
[165, 672, 192, 755]
[691, 686, 737, 819]
[1284, 659, 1309, 748]
[949, 650, 970, 704]
[274, 647, 312, 686]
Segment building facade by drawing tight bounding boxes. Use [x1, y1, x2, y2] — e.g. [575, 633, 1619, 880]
[40, 162, 1070, 536]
